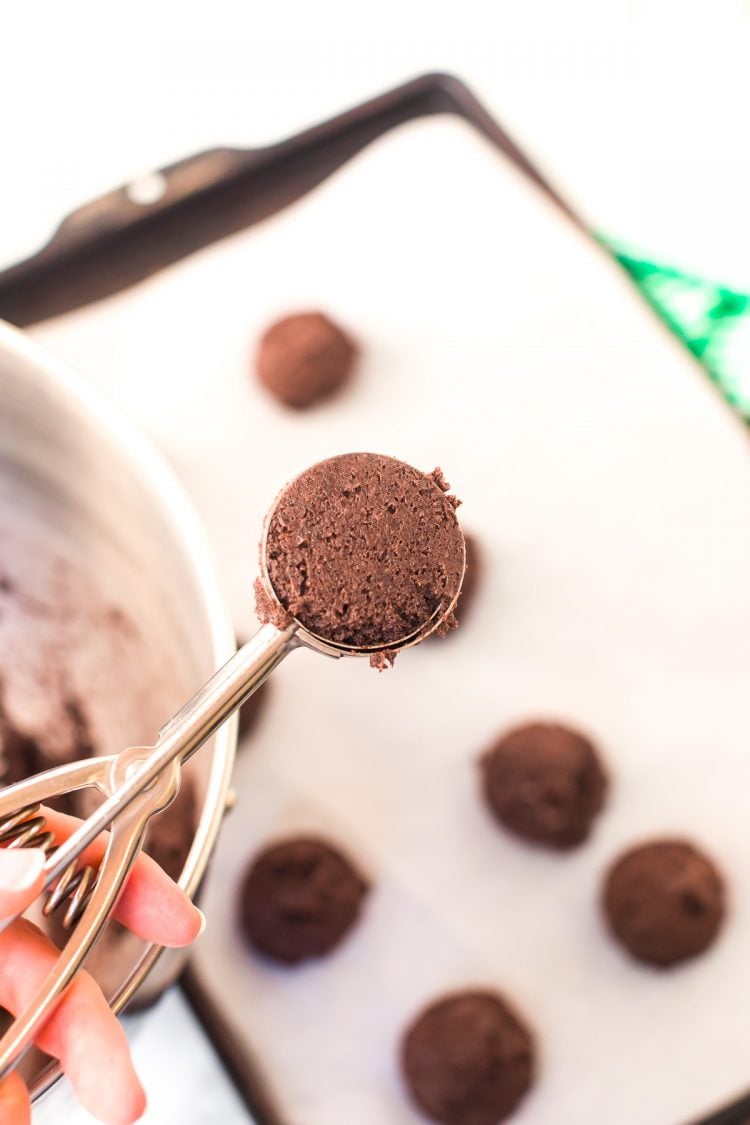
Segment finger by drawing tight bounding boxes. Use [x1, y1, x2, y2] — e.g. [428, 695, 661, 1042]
[0, 1071, 30, 1125]
[41, 808, 204, 947]
[0, 920, 146, 1125]
[0, 849, 46, 921]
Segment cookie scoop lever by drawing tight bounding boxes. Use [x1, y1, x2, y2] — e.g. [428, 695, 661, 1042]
[0, 452, 465, 1079]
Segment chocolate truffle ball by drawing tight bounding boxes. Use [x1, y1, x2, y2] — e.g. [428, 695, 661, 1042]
[481, 722, 607, 849]
[259, 453, 464, 659]
[401, 990, 535, 1125]
[239, 836, 368, 965]
[603, 839, 726, 968]
[256, 311, 357, 409]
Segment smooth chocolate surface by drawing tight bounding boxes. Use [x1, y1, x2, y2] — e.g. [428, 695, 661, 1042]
[259, 453, 464, 657]
[239, 836, 368, 965]
[256, 311, 357, 409]
[603, 839, 725, 968]
[401, 990, 535, 1125]
[481, 722, 607, 849]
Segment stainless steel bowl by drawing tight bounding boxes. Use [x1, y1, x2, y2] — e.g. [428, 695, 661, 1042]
[0, 321, 237, 1103]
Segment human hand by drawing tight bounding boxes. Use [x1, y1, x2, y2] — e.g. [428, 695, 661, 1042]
[0, 807, 204, 1124]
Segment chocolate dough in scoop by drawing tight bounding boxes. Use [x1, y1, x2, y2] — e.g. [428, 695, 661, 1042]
[255, 453, 465, 666]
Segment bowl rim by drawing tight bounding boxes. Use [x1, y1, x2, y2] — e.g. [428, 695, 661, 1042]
[0, 320, 237, 1099]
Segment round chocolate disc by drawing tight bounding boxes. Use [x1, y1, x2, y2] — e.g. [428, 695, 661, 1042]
[401, 990, 535, 1125]
[481, 722, 607, 849]
[603, 838, 726, 967]
[261, 453, 465, 653]
[239, 836, 368, 965]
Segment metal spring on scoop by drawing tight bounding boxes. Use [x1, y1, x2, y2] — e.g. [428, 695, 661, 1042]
[0, 803, 98, 929]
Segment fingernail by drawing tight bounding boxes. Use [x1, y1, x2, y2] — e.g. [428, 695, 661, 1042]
[0, 848, 45, 890]
[196, 908, 206, 937]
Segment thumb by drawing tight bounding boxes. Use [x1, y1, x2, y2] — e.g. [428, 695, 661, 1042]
[0, 849, 46, 920]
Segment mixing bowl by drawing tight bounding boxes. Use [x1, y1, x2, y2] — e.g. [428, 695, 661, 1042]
[0, 320, 237, 1104]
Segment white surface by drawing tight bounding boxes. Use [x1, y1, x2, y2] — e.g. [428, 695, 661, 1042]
[3, 3, 750, 1122]
[122, 992, 251, 1125]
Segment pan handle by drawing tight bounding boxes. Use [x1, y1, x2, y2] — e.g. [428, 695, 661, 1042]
[0, 72, 585, 326]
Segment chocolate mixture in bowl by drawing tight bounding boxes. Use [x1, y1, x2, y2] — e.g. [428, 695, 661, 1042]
[0, 686, 95, 816]
[0, 519, 200, 885]
[256, 453, 465, 664]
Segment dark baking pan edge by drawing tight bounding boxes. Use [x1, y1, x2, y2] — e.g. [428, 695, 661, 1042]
[180, 962, 286, 1125]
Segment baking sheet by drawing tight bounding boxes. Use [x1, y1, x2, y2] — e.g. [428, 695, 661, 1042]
[34, 117, 750, 1124]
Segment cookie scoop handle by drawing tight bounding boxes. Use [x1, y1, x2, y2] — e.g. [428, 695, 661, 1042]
[52, 624, 299, 881]
[0, 622, 301, 1077]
